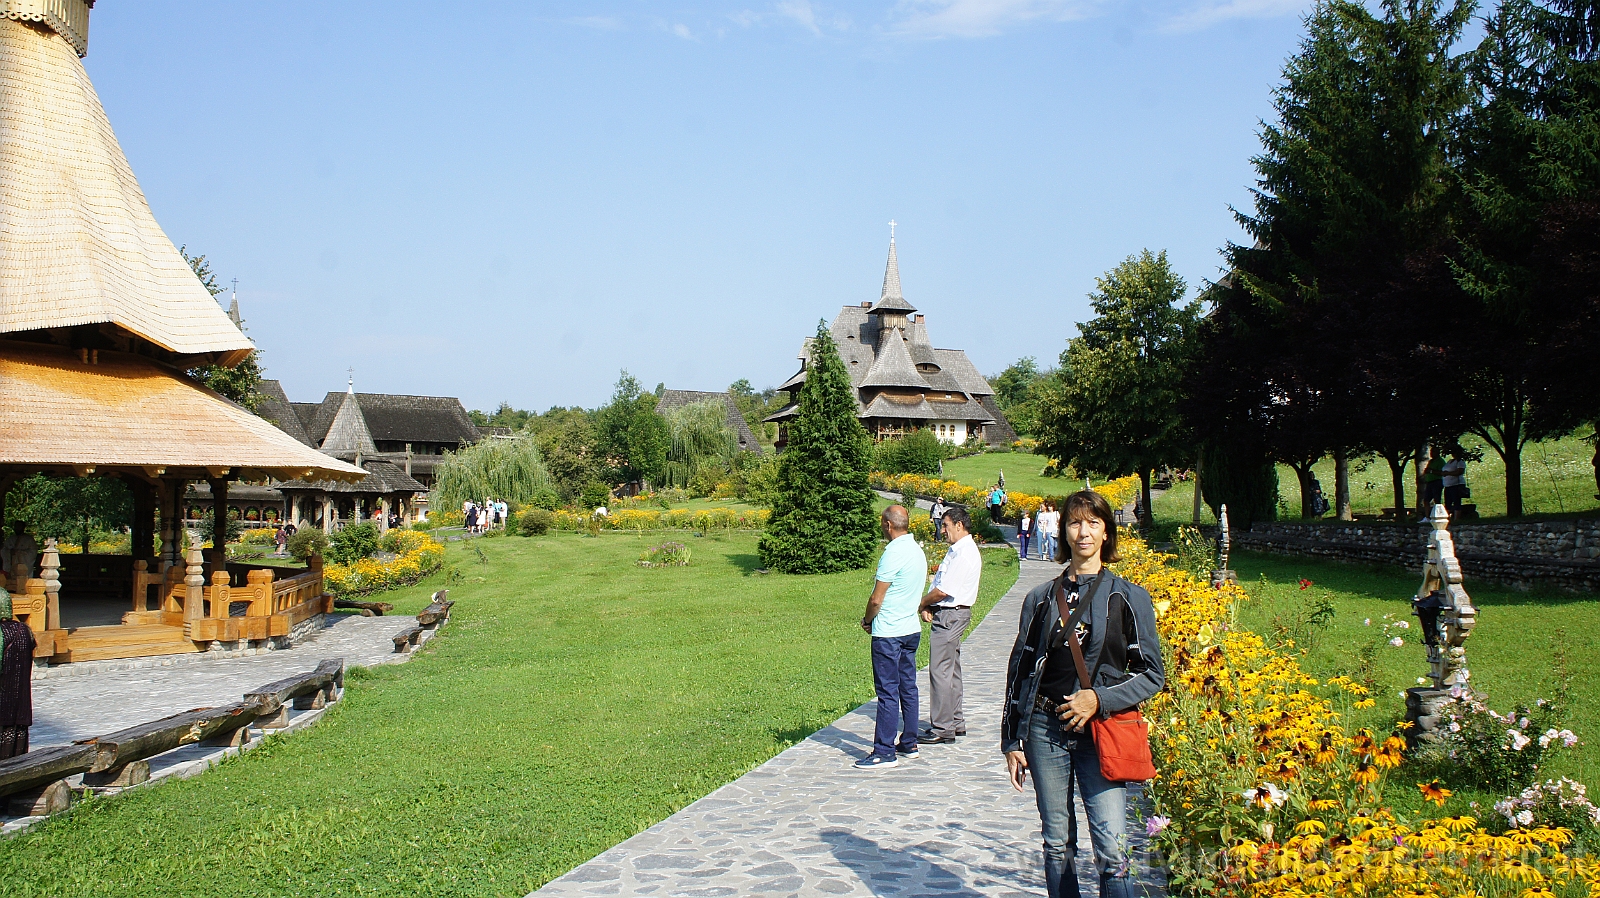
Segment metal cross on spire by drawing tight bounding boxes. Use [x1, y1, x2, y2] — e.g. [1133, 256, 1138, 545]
[231, 277, 238, 296]
[889, 219, 896, 240]
[347, 366, 355, 392]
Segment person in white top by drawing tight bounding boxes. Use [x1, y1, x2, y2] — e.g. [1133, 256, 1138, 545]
[1037, 504, 1059, 561]
[917, 506, 984, 743]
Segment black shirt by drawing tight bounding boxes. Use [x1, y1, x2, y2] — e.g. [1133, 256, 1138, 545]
[1038, 577, 1091, 703]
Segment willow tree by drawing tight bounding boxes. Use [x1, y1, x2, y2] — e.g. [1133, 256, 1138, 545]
[662, 399, 737, 489]
[758, 323, 878, 573]
[430, 433, 555, 510]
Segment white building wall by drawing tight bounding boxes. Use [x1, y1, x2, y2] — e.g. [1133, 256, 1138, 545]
[930, 421, 967, 444]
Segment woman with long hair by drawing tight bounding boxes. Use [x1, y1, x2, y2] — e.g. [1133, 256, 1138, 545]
[1001, 489, 1165, 898]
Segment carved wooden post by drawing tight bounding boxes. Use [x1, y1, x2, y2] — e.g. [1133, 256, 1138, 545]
[131, 559, 147, 613]
[21, 577, 47, 639]
[245, 568, 273, 617]
[1210, 505, 1237, 588]
[40, 537, 60, 632]
[210, 571, 231, 620]
[182, 537, 206, 631]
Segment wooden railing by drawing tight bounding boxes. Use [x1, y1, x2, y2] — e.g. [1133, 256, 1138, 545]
[123, 551, 330, 644]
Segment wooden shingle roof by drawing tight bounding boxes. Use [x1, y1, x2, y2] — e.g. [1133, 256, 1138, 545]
[0, 341, 365, 482]
[303, 392, 479, 448]
[256, 380, 315, 447]
[0, 16, 253, 367]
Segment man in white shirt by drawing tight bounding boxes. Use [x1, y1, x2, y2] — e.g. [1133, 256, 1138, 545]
[918, 506, 983, 744]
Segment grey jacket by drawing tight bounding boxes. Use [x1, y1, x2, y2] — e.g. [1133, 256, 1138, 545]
[1000, 570, 1165, 754]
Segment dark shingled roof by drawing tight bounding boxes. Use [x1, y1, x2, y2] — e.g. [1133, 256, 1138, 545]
[276, 458, 426, 495]
[256, 380, 315, 446]
[657, 389, 762, 454]
[303, 392, 480, 448]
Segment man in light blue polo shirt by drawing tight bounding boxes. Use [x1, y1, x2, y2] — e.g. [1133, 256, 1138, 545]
[856, 504, 927, 770]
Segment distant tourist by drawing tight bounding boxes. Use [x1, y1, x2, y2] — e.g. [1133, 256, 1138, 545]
[917, 506, 980, 746]
[930, 498, 948, 539]
[855, 505, 927, 770]
[497, 500, 509, 528]
[1420, 453, 1445, 512]
[1018, 510, 1032, 560]
[1443, 452, 1469, 514]
[1310, 477, 1330, 517]
[1003, 489, 1166, 898]
[0, 588, 35, 759]
[465, 503, 480, 533]
[273, 525, 288, 557]
[1037, 503, 1058, 561]
[988, 484, 1006, 526]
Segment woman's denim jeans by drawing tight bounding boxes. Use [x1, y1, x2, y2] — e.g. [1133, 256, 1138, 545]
[1024, 708, 1133, 898]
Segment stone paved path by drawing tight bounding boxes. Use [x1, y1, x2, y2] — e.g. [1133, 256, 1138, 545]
[30, 613, 425, 747]
[531, 558, 1167, 898]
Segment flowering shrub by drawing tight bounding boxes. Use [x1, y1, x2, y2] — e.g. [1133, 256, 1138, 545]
[239, 528, 280, 545]
[869, 472, 1140, 521]
[549, 508, 770, 532]
[323, 530, 445, 597]
[1430, 691, 1576, 792]
[1112, 531, 1600, 897]
[1495, 778, 1600, 833]
[638, 542, 691, 567]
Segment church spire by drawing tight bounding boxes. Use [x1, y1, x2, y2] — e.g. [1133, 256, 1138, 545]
[869, 222, 916, 314]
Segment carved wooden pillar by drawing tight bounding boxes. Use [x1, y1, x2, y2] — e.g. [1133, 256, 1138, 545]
[378, 497, 390, 532]
[322, 496, 334, 534]
[183, 538, 207, 630]
[40, 537, 61, 631]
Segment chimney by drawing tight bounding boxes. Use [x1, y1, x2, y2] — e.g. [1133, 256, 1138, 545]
[914, 314, 923, 324]
[861, 301, 872, 308]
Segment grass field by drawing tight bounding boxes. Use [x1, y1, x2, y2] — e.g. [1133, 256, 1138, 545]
[1, 532, 1019, 898]
[1149, 430, 1597, 528]
[1230, 549, 1600, 817]
[938, 451, 1079, 499]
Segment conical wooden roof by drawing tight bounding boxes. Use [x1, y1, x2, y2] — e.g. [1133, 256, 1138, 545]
[0, 15, 253, 365]
[319, 387, 378, 458]
[869, 238, 916, 314]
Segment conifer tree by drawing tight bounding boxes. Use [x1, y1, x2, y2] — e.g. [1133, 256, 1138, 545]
[758, 322, 878, 574]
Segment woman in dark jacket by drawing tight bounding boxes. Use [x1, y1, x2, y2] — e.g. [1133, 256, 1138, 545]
[0, 587, 36, 759]
[1002, 490, 1164, 898]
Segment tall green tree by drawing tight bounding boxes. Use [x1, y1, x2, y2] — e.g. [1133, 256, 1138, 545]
[595, 371, 669, 487]
[430, 433, 556, 510]
[1190, 0, 1473, 516]
[4, 474, 133, 553]
[1444, 0, 1600, 515]
[989, 357, 1049, 437]
[661, 399, 737, 489]
[179, 248, 264, 410]
[528, 408, 604, 500]
[758, 323, 879, 574]
[1036, 250, 1200, 524]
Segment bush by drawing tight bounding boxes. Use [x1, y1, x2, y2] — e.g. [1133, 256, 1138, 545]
[286, 528, 330, 562]
[873, 429, 949, 476]
[580, 480, 612, 509]
[524, 487, 561, 511]
[1427, 690, 1573, 791]
[239, 528, 279, 545]
[323, 531, 446, 596]
[198, 508, 243, 546]
[518, 508, 554, 536]
[328, 521, 381, 565]
[638, 542, 691, 567]
[1494, 777, 1599, 832]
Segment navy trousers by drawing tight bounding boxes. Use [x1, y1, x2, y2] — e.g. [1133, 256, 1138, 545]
[870, 633, 921, 758]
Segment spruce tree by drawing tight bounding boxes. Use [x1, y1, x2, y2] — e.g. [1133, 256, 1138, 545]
[758, 322, 879, 574]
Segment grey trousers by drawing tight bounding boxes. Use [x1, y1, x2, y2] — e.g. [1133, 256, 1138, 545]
[927, 605, 972, 737]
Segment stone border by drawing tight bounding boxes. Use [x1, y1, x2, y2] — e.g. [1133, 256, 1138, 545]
[1, 621, 444, 837]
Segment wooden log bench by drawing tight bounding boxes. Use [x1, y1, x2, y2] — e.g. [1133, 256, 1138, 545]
[334, 598, 393, 616]
[393, 625, 424, 654]
[84, 702, 261, 779]
[416, 590, 454, 629]
[0, 743, 97, 800]
[244, 658, 345, 726]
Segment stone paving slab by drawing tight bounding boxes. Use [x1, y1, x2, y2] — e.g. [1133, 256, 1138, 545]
[30, 612, 428, 747]
[532, 558, 1167, 898]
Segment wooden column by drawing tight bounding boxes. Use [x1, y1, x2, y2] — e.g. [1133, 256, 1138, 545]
[208, 478, 229, 571]
[322, 496, 334, 534]
[160, 479, 184, 571]
[182, 540, 206, 630]
[40, 537, 60, 632]
[378, 497, 390, 532]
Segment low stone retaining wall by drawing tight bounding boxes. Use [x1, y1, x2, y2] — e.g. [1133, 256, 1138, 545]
[1234, 518, 1600, 593]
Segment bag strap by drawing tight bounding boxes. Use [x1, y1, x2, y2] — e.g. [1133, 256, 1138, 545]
[1056, 571, 1112, 691]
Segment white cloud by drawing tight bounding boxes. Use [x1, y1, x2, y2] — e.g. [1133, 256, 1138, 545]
[673, 22, 695, 39]
[889, 0, 1104, 39]
[1162, 0, 1308, 32]
[776, 0, 823, 34]
[730, 2, 851, 35]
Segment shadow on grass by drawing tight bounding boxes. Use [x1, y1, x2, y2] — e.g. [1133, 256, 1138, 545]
[728, 553, 767, 575]
[1233, 550, 1599, 607]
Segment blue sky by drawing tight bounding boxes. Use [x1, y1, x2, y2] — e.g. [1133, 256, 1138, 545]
[86, 0, 1314, 412]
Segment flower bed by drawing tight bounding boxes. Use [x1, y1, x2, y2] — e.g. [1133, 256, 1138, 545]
[323, 530, 446, 597]
[549, 508, 770, 532]
[871, 471, 1140, 520]
[1120, 532, 1597, 896]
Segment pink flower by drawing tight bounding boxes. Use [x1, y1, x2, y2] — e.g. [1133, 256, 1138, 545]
[1146, 815, 1171, 837]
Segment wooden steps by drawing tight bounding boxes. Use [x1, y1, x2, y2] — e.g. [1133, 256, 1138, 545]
[52, 624, 202, 663]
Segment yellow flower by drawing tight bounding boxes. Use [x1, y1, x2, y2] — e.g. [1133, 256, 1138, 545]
[1352, 760, 1380, 785]
[1354, 698, 1376, 710]
[1417, 780, 1452, 806]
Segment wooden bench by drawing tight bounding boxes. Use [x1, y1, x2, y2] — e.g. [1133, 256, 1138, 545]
[392, 626, 424, 654]
[243, 658, 345, 727]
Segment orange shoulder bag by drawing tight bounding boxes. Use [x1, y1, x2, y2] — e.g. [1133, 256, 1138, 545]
[1063, 575, 1157, 783]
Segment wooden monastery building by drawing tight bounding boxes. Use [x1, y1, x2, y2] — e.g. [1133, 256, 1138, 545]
[0, 1, 366, 664]
[184, 373, 487, 532]
[766, 236, 1016, 447]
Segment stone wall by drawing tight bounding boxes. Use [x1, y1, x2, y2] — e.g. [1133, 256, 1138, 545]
[1233, 518, 1600, 593]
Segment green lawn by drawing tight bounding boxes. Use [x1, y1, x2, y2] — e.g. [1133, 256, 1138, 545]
[938, 451, 1079, 499]
[2, 532, 1019, 898]
[1231, 549, 1600, 816]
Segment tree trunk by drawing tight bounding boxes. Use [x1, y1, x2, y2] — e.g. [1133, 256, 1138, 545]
[1191, 462, 1204, 524]
[1591, 425, 1599, 500]
[1138, 468, 1152, 528]
[1385, 454, 1407, 517]
[1505, 445, 1524, 518]
[1291, 463, 1316, 518]
[1334, 448, 1352, 521]
[1414, 443, 1430, 516]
